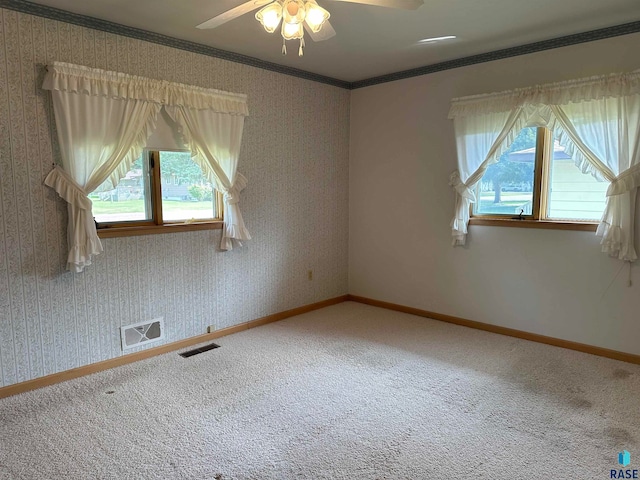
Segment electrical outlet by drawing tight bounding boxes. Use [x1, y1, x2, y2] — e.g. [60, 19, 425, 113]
[207, 325, 214, 334]
[308, 270, 313, 281]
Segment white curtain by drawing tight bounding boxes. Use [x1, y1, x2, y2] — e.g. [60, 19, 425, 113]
[449, 109, 525, 245]
[551, 97, 640, 261]
[449, 69, 640, 260]
[42, 62, 250, 271]
[165, 106, 250, 250]
[43, 89, 160, 272]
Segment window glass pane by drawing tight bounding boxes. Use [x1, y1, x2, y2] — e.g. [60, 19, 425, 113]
[474, 127, 537, 216]
[92, 155, 151, 223]
[159, 151, 217, 222]
[546, 137, 607, 221]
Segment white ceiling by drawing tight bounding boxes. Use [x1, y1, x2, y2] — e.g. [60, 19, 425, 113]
[24, 0, 640, 82]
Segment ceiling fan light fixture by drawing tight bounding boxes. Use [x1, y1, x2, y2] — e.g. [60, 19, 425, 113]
[282, 20, 304, 40]
[282, 0, 306, 25]
[255, 2, 283, 33]
[304, 0, 330, 33]
[202, 0, 425, 57]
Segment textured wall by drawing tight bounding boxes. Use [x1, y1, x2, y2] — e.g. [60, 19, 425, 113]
[0, 9, 350, 388]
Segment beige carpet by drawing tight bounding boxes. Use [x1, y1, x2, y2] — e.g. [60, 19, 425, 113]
[0, 302, 638, 479]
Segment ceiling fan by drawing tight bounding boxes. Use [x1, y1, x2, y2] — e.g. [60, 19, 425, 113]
[196, 0, 424, 56]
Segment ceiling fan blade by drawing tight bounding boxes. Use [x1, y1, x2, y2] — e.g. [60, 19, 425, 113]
[304, 20, 336, 42]
[329, 0, 423, 9]
[196, 0, 272, 29]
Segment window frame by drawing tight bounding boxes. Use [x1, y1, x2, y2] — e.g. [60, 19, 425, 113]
[469, 127, 599, 232]
[96, 150, 224, 238]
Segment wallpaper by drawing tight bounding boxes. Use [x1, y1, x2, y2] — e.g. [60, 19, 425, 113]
[0, 8, 350, 388]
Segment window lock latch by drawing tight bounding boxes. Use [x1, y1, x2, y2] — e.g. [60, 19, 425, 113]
[512, 209, 525, 220]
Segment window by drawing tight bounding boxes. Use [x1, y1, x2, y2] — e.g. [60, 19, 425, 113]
[91, 150, 223, 237]
[449, 69, 639, 257]
[42, 62, 250, 272]
[471, 127, 607, 230]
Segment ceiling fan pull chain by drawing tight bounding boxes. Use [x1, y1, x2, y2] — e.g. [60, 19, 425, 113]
[299, 37, 305, 57]
[282, 38, 287, 55]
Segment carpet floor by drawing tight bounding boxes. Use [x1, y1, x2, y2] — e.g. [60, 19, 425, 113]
[0, 302, 639, 479]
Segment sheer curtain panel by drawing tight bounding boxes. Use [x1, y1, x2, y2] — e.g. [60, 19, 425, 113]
[43, 66, 161, 272]
[165, 106, 250, 251]
[42, 62, 250, 272]
[550, 97, 640, 261]
[449, 109, 525, 245]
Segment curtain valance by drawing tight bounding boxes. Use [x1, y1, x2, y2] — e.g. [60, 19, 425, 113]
[43, 62, 249, 115]
[448, 70, 640, 118]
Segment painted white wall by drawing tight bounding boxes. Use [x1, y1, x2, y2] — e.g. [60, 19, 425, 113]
[349, 32, 640, 355]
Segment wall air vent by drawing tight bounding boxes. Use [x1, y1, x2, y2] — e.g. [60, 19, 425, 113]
[120, 318, 164, 351]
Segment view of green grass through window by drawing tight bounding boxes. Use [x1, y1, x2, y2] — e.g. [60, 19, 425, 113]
[91, 151, 217, 224]
[159, 151, 216, 222]
[473, 127, 607, 221]
[474, 127, 536, 217]
[92, 156, 151, 223]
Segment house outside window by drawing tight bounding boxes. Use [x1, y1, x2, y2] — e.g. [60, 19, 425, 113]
[91, 150, 222, 235]
[472, 127, 607, 224]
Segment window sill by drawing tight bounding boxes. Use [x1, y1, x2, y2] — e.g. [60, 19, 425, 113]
[97, 221, 223, 238]
[469, 218, 598, 232]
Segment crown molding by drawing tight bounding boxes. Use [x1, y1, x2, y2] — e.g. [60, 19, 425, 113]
[350, 20, 640, 89]
[1, 0, 639, 91]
